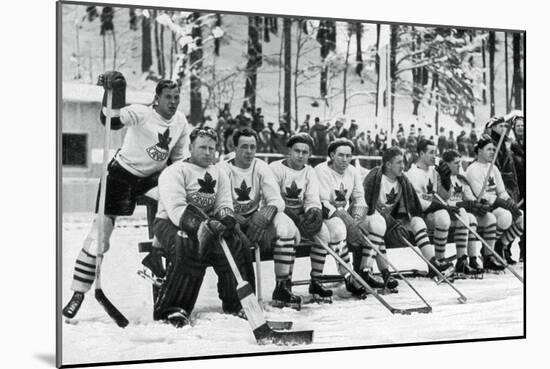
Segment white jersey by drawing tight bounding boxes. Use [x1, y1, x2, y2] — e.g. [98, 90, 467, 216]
[216, 158, 285, 216]
[446, 175, 476, 205]
[115, 104, 190, 177]
[269, 159, 321, 213]
[157, 160, 233, 226]
[315, 161, 366, 217]
[405, 164, 439, 211]
[376, 174, 402, 215]
[465, 161, 509, 205]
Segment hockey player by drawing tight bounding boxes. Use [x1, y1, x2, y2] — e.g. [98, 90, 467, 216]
[269, 133, 331, 302]
[439, 150, 494, 276]
[315, 138, 398, 295]
[405, 139, 456, 272]
[364, 146, 453, 278]
[152, 127, 252, 326]
[216, 128, 303, 310]
[63, 73, 190, 319]
[465, 135, 524, 271]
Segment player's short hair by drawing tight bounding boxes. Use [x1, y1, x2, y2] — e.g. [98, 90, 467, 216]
[155, 79, 179, 96]
[232, 127, 258, 147]
[485, 115, 505, 131]
[474, 134, 495, 154]
[327, 138, 355, 157]
[417, 138, 435, 154]
[190, 127, 218, 143]
[382, 146, 403, 167]
[287, 133, 314, 150]
[441, 149, 461, 163]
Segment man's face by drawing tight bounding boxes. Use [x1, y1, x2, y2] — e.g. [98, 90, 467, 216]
[289, 143, 311, 169]
[335, 120, 343, 129]
[387, 154, 405, 177]
[331, 146, 352, 173]
[478, 143, 496, 162]
[189, 136, 217, 167]
[420, 144, 437, 166]
[492, 122, 507, 136]
[155, 87, 180, 120]
[515, 119, 524, 137]
[447, 157, 461, 176]
[234, 135, 257, 168]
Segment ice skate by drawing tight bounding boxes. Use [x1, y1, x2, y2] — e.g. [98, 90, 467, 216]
[308, 279, 333, 304]
[272, 280, 302, 310]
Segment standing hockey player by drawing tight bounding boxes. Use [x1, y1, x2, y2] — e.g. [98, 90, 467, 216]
[465, 135, 524, 271]
[405, 139, 455, 272]
[63, 74, 190, 319]
[152, 127, 252, 326]
[216, 128, 303, 310]
[315, 138, 397, 295]
[364, 146, 453, 278]
[439, 150, 494, 276]
[269, 133, 331, 302]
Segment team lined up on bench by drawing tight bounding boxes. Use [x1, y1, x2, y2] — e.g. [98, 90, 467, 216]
[62, 74, 525, 327]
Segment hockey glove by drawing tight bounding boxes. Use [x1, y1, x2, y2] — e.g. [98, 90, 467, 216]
[98, 71, 127, 109]
[246, 205, 278, 243]
[436, 161, 452, 192]
[425, 200, 449, 214]
[505, 198, 522, 220]
[300, 207, 323, 239]
[196, 219, 226, 258]
[384, 218, 410, 248]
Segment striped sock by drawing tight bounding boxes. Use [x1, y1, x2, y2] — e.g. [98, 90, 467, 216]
[273, 237, 295, 282]
[336, 241, 352, 275]
[375, 243, 390, 271]
[310, 243, 327, 280]
[454, 225, 468, 258]
[70, 248, 97, 293]
[363, 231, 384, 270]
[414, 228, 434, 260]
[495, 227, 505, 242]
[433, 227, 449, 259]
[501, 222, 523, 247]
[482, 224, 497, 255]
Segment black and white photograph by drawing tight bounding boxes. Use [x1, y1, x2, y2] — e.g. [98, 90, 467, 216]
[53, 0, 531, 367]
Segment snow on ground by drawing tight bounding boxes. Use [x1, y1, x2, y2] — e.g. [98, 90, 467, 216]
[60, 214, 524, 367]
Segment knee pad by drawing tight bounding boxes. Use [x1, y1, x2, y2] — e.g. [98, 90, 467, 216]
[494, 209, 513, 230]
[273, 212, 299, 240]
[478, 212, 496, 228]
[408, 216, 427, 233]
[466, 213, 477, 228]
[433, 209, 451, 229]
[154, 269, 205, 319]
[325, 218, 347, 243]
[366, 213, 386, 236]
[313, 223, 330, 245]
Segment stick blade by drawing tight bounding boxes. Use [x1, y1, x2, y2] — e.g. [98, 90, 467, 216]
[267, 320, 293, 330]
[95, 288, 129, 328]
[270, 330, 314, 346]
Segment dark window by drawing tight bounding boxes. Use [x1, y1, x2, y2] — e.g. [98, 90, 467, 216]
[62, 133, 87, 167]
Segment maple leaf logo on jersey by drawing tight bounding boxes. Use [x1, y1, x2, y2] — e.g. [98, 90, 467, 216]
[488, 177, 495, 187]
[235, 179, 252, 201]
[426, 179, 434, 194]
[146, 128, 171, 161]
[198, 172, 216, 194]
[285, 181, 302, 199]
[157, 128, 172, 150]
[385, 187, 398, 205]
[334, 183, 348, 202]
[453, 183, 463, 194]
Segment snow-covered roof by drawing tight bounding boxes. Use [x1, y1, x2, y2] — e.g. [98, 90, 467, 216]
[62, 83, 154, 105]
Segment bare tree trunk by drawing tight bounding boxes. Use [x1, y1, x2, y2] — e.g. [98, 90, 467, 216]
[342, 29, 351, 114]
[295, 20, 303, 130]
[412, 31, 421, 116]
[278, 33, 283, 122]
[170, 32, 174, 80]
[389, 25, 398, 134]
[112, 31, 117, 70]
[283, 18, 292, 130]
[142, 15, 152, 73]
[160, 25, 166, 78]
[505, 32, 509, 112]
[190, 12, 203, 125]
[102, 34, 106, 71]
[375, 24, 381, 115]
[512, 32, 523, 110]
[481, 37, 487, 105]
[153, 11, 163, 76]
[488, 31, 496, 116]
[245, 16, 262, 111]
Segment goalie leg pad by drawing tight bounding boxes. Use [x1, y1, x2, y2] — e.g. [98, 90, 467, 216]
[154, 268, 205, 321]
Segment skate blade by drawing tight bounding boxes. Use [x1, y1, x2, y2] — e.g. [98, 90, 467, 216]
[485, 269, 506, 275]
[258, 330, 314, 346]
[455, 272, 484, 280]
[376, 288, 398, 295]
[309, 294, 333, 304]
[272, 300, 302, 311]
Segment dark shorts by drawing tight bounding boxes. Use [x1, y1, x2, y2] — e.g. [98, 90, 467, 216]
[95, 159, 160, 216]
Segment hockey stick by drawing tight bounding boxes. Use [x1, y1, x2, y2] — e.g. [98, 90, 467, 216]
[94, 87, 129, 328]
[361, 233, 437, 308]
[433, 195, 524, 284]
[477, 123, 513, 200]
[254, 245, 263, 303]
[399, 237, 468, 304]
[319, 242, 426, 315]
[218, 237, 313, 345]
